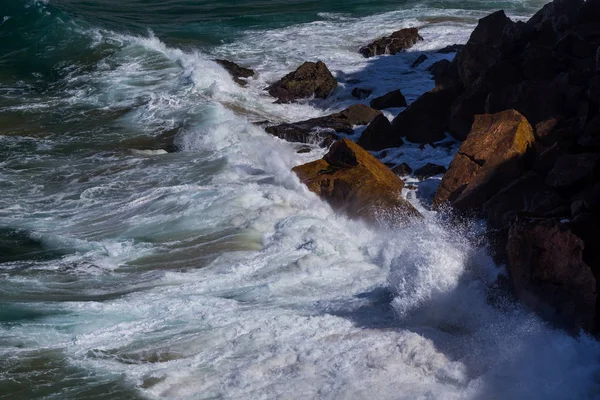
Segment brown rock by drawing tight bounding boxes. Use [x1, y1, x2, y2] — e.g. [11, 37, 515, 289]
[359, 28, 423, 58]
[265, 104, 381, 147]
[214, 59, 254, 86]
[357, 114, 402, 151]
[434, 110, 535, 210]
[293, 139, 421, 223]
[391, 86, 459, 144]
[267, 61, 337, 103]
[370, 89, 408, 110]
[506, 218, 596, 332]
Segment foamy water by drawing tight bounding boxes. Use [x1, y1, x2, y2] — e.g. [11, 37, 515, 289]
[1, 1, 600, 399]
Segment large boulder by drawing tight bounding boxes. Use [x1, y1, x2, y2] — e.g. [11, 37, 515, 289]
[370, 89, 408, 110]
[214, 59, 255, 86]
[433, 109, 535, 210]
[357, 114, 402, 151]
[391, 86, 459, 144]
[359, 28, 423, 58]
[506, 218, 597, 332]
[267, 61, 337, 103]
[293, 139, 421, 223]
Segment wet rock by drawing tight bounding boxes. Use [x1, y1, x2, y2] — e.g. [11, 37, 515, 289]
[414, 163, 447, 180]
[391, 86, 459, 144]
[434, 110, 535, 210]
[293, 139, 421, 223]
[411, 54, 428, 68]
[265, 104, 381, 147]
[267, 61, 337, 103]
[357, 114, 402, 151]
[545, 153, 600, 190]
[392, 163, 412, 176]
[437, 44, 465, 54]
[506, 218, 596, 333]
[359, 28, 423, 58]
[351, 87, 373, 99]
[214, 59, 255, 86]
[370, 89, 408, 110]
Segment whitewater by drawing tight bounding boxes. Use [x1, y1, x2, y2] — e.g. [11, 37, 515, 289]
[1, 0, 600, 399]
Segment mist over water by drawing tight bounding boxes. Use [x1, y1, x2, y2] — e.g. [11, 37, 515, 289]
[1, 0, 600, 399]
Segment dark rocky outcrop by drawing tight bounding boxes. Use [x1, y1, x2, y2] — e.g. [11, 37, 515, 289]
[265, 104, 381, 147]
[357, 114, 401, 151]
[267, 61, 337, 103]
[391, 86, 459, 144]
[293, 139, 421, 223]
[214, 59, 255, 86]
[370, 89, 408, 110]
[359, 28, 424, 58]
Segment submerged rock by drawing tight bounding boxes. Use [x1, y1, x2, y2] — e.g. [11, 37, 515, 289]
[351, 87, 373, 99]
[293, 139, 421, 223]
[265, 104, 381, 147]
[359, 28, 423, 58]
[267, 61, 337, 103]
[214, 59, 255, 86]
[411, 54, 428, 68]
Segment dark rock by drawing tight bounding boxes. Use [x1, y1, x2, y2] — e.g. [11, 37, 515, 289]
[411, 54, 428, 68]
[357, 114, 402, 151]
[483, 171, 568, 229]
[293, 139, 422, 223]
[267, 61, 337, 103]
[527, 0, 583, 35]
[545, 153, 600, 189]
[214, 59, 255, 86]
[296, 146, 312, 154]
[392, 86, 459, 144]
[370, 89, 408, 110]
[428, 59, 462, 89]
[359, 28, 424, 58]
[351, 87, 373, 99]
[437, 44, 465, 54]
[392, 163, 412, 176]
[265, 104, 381, 147]
[414, 163, 447, 180]
[434, 110, 535, 209]
[506, 218, 596, 333]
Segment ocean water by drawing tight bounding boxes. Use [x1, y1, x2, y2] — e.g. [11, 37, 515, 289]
[1, 0, 599, 399]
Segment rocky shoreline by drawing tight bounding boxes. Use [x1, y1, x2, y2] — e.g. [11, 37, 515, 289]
[217, 0, 600, 336]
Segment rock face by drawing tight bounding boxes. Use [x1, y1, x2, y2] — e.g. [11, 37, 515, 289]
[359, 28, 423, 58]
[370, 89, 408, 110]
[267, 61, 337, 103]
[214, 59, 255, 86]
[507, 219, 597, 332]
[433, 110, 535, 209]
[265, 104, 381, 147]
[357, 114, 401, 151]
[293, 139, 421, 223]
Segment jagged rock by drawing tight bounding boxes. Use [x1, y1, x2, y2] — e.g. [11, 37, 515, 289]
[351, 88, 372, 99]
[267, 61, 337, 103]
[214, 59, 255, 86]
[411, 54, 428, 68]
[359, 28, 423, 58]
[434, 110, 535, 210]
[414, 163, 447, 180]
[392, 163, 412, 176]
[265, 104, 381, 147]
[545, 153, 600, 189]
[483, 171, 568, 229]
[506, 218, 596, 332]
[357, 114, 402, 151]
[391, 86, 459, 144]
[370, 89, 408, 110]
[293, 139, 421, 223]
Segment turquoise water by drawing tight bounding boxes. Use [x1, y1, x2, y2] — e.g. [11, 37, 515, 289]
[2, 0, 600, 399]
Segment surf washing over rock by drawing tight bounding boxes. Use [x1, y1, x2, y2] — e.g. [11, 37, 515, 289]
[1, 0, 600, 399]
